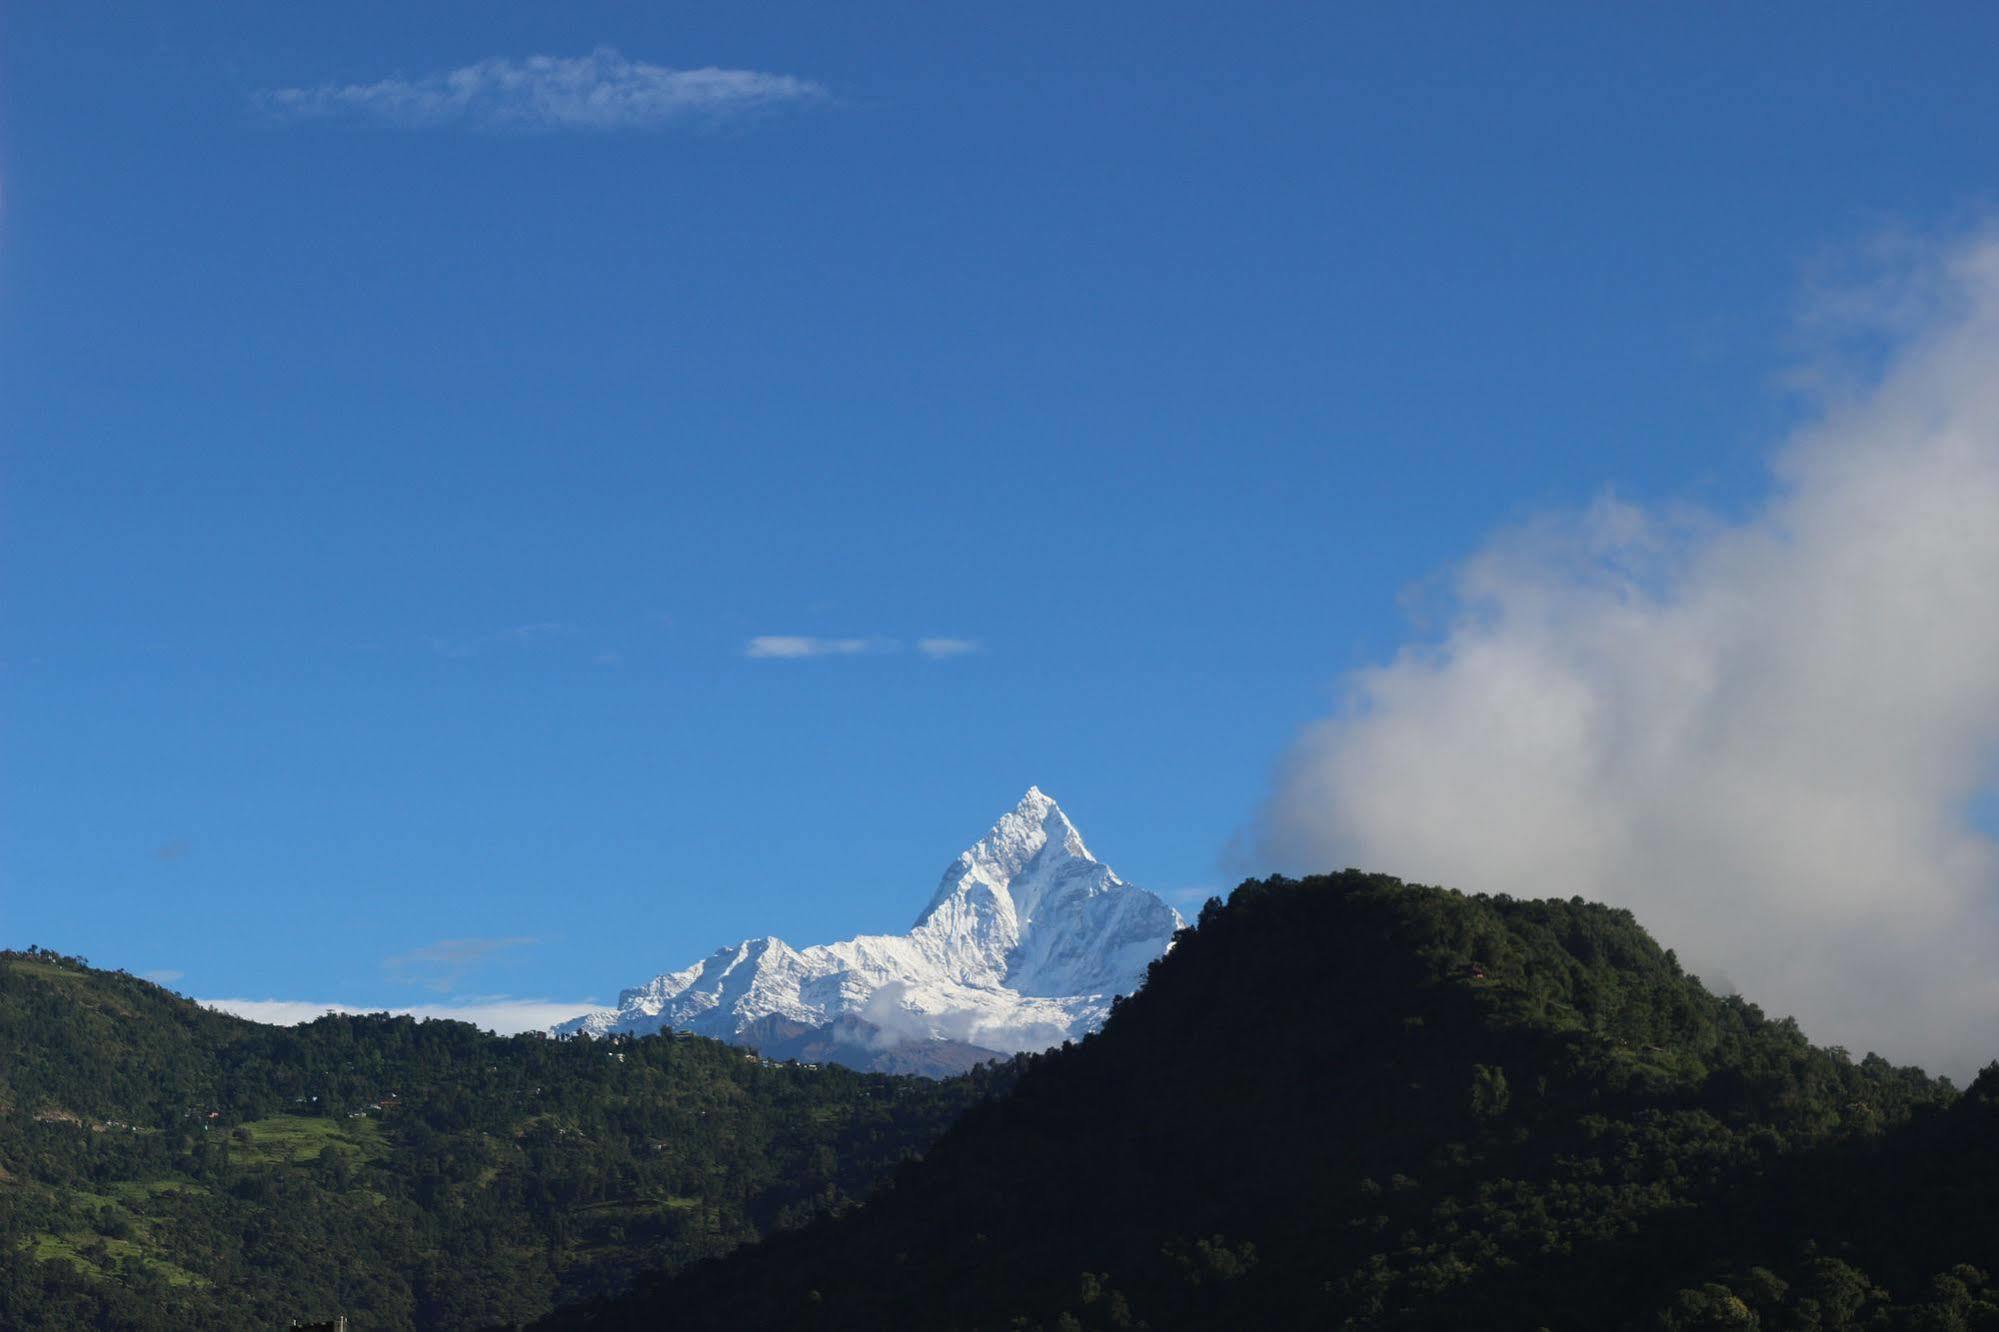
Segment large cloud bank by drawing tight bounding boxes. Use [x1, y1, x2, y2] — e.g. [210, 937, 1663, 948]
[1264, 237, 1999, 1077]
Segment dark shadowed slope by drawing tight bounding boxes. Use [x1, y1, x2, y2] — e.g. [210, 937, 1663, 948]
[548, 871, 1999, 1331]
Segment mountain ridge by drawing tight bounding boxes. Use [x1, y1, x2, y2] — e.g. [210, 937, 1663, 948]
[544, 871, 1973, 1331]
[555, 789, 1183, 1068]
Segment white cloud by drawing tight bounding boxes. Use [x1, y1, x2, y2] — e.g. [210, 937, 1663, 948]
[855, 981, 1066, 1053]
[1261, 233, 1999, 1078]
[744, 635, 895, 659]
[262, 48, 822, 132]
[202, 996, 594, 1035]
[141, 969, 185, 984]
[742, 634, 979, 661]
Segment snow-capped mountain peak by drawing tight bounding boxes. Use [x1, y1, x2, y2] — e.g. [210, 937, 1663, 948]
[916, 786, 1094, 926]
[555, 788, 1183, 1070]
[909, 788, 1158, 995]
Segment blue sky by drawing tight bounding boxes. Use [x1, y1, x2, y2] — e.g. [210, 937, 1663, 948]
[6, 4, 1999, 1032]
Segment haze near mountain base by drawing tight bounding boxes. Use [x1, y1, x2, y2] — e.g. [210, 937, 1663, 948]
[555, 788, 1184, 1071]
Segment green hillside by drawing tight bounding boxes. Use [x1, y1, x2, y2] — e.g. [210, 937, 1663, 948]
[550, 872, 1988, 1331]
[0, 950, 1006, 1329]
[15, 874, 1999, 1331]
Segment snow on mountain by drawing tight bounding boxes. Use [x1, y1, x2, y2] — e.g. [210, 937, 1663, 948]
[554, 788, 1183, 1060]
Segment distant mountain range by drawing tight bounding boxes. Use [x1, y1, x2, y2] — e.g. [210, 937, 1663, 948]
[555, 788, 1183, 1074]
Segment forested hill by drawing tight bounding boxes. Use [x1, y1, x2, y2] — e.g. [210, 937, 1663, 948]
[551, 871, 1996, 1332]
[0, 952, 1006, 1330]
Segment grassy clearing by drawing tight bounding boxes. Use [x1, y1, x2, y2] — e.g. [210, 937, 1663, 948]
[63, 1186, 162, 1240]
[57, 1178, 209, 1253]
[25, 1231, 210, 1288]
[29, 1232, 88, 1267]
[232, 1114, 386, 1166]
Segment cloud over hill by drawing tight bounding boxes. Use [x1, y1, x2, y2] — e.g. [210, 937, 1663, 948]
[1265, 234, 1999, 1076]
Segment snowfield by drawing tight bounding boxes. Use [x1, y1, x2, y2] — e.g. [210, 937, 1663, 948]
[554, 788, 1184, 1055]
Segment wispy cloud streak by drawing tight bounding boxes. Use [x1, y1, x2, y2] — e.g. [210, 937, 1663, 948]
[744, 635, 982, 660]
[262, 47, 823, 132]
[745, 635, 895, 660]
